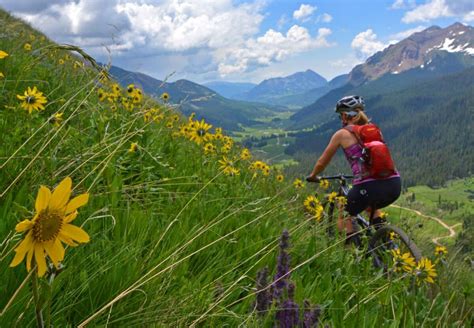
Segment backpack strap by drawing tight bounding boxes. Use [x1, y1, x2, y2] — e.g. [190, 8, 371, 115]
[344, 125, 365, 149]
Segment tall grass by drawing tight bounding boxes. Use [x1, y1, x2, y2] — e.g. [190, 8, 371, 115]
[0, 9, 472, 327]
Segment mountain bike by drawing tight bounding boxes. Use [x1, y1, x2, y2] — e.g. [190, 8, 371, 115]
[311, 174, 422, 270]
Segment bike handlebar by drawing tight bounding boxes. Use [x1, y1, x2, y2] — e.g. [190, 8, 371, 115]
[306, 174, 354, 182]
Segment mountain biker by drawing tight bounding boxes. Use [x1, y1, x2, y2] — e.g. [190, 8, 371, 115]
[306, 95, 401, 244]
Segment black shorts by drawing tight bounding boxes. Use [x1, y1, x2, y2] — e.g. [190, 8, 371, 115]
[345, 177, 401, 216]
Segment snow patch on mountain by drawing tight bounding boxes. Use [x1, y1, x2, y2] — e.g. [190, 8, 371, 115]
[437, 38, 473, 56]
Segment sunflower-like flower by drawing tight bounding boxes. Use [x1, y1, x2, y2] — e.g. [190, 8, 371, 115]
[24, 43, 32, 51]
[389, 231, 397, 240]
[98, 89, 107, 102]
[391, 249, 416, 273]
[276, 174, 284, 182]
[161, 92, 169, 101]
[293, 178, 304, 189]
[50, 112, 63, 127]
[379, 211, 388, 219]
[327, 192, 338, 203]
[413, 257, 437, 284]
[129, 142, 138, 153]
[0, 50, 8, 59]
[221, 144, 231, 154]
[335, 196, 347, 206]
[240, 148, 251, 161]
[189, 119, 212, 144]
[218, 156, 240, 176]
[58, 59, 65, 65]
[304, 195, 321, 213]
[10, 177, 90, 277]
[17, 86, 48, 114]
[434, 245, 448, 257]
[203, 143, 216, 154]
[166, 121, 174, 129]
[319, 179, 329, 190]
[73, 61, 84, 69]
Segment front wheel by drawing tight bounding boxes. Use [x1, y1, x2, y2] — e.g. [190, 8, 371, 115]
[368, 225, 422, 270]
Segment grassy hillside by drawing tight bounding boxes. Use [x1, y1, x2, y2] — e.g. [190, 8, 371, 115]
[109, 65, 283, 131]
[0, 9, 472, 327]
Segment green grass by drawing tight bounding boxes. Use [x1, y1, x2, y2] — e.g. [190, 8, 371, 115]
[0, 9, 473, 327]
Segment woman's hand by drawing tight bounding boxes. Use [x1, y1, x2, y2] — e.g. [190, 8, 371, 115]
[306, 175, 320, 183]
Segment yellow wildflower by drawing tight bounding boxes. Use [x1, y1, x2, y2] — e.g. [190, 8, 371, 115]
[293, 179, 304, 189]
[24, 43, 32, 51]
[203, 143, 216, 154]
[10, 177, 90, 277]
[391, 249, 416, 273]
[161, 92, 169, 101]
[304, 195, 320, 213]
[434, 246, 447, 257]
[58, 58, 65, 65]
[336, 196, 347, 206]
[17, 86, 48, 114]
[218, 156, 240, 176]
[129, 142, 138, 153]
[50, 112, 64, 127]
[0, 50, 9, 59]
[319, 179, 329, 190]
[413, 257, 437, 284]
[327, 192, 338, 203]
[240, 148, 251, 161]
[189, 119, 212, 145]
[276, 174, 284, 182]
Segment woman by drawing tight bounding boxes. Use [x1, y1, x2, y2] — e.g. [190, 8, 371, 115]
[306, 95, 401, 243]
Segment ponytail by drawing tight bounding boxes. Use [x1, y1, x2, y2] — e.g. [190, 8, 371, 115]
[353, 109, 369, 125]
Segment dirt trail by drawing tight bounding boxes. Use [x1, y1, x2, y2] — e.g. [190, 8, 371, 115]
[390, 204, 460, 246]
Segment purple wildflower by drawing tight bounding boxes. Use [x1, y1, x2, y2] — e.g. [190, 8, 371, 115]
[273, 230, 291, 301]
[302, 300, 321, 328]
[255, 266, 272, 315]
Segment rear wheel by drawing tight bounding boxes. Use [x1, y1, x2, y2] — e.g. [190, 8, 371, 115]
[368, 225, 422, 270]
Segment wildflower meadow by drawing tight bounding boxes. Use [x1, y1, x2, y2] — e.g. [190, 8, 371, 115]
[0, 9, 472, 327]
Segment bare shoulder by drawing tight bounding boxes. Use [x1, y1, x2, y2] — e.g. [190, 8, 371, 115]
[334, 128, 351, 138]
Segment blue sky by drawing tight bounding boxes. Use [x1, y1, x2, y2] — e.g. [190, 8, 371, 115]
[3, 0, 473, 83]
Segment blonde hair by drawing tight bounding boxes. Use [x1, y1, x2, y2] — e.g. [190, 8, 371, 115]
[350, 108, 369, 125]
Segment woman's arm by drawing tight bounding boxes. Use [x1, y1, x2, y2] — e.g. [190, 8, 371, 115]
[308, 130, 342, 178]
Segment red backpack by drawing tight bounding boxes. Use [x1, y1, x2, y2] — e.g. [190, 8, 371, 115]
[345, 123, 397, 179]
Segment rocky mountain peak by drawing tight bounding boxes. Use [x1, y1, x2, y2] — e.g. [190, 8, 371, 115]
[348, 23, 474, 85]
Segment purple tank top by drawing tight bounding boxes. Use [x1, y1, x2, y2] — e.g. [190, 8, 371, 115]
[343, 143, 399, 185]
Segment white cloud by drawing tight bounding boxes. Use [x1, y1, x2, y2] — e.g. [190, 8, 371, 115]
[402, 0, 474, 23]
[293, 4, 316, 21]
[217, 26, 334, 76]
[389, 25, 427, 41]
[319, 13, 333, 23]
[5, 0, 334, 79]
[390, 0, 416, 10]
[351, 29, 388, 60]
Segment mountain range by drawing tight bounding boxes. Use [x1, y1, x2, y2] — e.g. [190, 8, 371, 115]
[109, 65, 283, 131]
[285, 22, 474, 186]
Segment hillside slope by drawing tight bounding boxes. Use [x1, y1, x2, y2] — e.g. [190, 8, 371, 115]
[286, 67, 474, 186]
[0, 9, 472, 328]
[110, 65, 282, 131]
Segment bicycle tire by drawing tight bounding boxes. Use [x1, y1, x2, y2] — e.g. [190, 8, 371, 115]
[368, 225, 422, 270]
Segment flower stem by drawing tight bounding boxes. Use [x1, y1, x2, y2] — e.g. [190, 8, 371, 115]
[31, 268, 44, 328]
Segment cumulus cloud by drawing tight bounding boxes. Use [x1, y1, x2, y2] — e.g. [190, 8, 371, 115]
[351, 29, 388, 60]
[293, 4, 316, 21]
[402, 0, 474, 23]
[319, 13, 333, 23]
[390, 0, 416, 10]
[217, 26, 333, 76]
[4, 0, 335, 78]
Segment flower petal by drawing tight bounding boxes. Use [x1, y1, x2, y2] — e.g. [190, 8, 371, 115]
[43, 240, 63, 267]
[61, 224, 90, 243]
[64, 211, 78, 223]
[10, 232, 33, 268]
[15, 219, 33, 233]
[34, 244, 47, 277]
[35, 186, 51, 213]
[26, 247, 34, 272]
[59, 235, 78, 247]
[49, 177, 72, 211]
[65, 193, 89, 214]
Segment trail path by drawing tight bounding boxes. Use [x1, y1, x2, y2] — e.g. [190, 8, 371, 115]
[390, 204, 461, 246]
